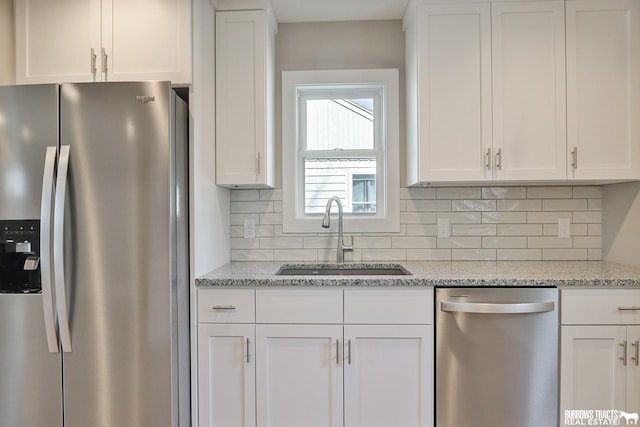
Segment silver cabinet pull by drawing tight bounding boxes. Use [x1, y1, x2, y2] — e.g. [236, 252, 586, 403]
[620, 341, 628, 366]
[618, 306, 640, 311]
[571, 147, 578, 169]
[495, 148, 502, 170]
[212, 305, 236, 310]
[101, 48, 108, 73]
[348, 339, 352, 365]
[485, 149, 492, 170]
[632, 340, 639, 367]
[246, 338, 251, 364]
[90, 48, 97, 75]
[441, 301, 554, 314]
[257, 152, 261, 175]
[336, 339, 339, 365]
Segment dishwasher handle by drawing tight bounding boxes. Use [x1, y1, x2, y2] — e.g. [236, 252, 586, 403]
[441, 301, 555, 314]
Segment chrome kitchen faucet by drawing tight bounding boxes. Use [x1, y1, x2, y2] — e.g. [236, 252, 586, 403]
[322, 196, 354, 263]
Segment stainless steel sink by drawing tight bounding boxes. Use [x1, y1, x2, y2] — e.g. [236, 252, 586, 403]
[275, 264, 411, 276]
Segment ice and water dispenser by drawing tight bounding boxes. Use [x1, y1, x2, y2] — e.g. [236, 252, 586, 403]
[0, 220, 41, 293]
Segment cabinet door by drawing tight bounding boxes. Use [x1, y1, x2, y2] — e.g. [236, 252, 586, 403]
[492, 1, 566, 180]
[560, 325, 627, 424]
[628, 326, 640, 418]
[198, 324, 255, 427]
[256, 325, 343, 427]
[411, 3, 492, 183]
[216, 10, 275, 188]
[566, 0, 640, 180]
[15, 0, 101, 84]
[101, 0, 191, 84]
[343, 325, 433, 427]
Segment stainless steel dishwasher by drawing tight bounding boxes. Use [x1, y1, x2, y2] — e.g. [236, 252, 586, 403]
[436, 287, 558, 427]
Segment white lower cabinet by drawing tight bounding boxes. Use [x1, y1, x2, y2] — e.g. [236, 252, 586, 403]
[197, 324, 255, 427]
[197, 288, 434, 427]
[560, 289, 640, 426]
[256, 325, 344, 427]
[344, 325, 433, 427]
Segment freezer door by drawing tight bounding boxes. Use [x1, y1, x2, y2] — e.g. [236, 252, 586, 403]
[59, 82, 185, 427]
[0, 295, 63, 427]
[0, 84, 58, 220]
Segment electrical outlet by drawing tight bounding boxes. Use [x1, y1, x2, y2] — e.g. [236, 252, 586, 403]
[437, 218, 450, 238]
[243, 219, 256, 239]
[558, 218, 571, 238]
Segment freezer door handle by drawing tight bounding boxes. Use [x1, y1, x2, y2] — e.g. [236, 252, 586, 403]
[40, 146, 59, 353]
[441, 301, 555, 314]
[54, 145, 73, 353]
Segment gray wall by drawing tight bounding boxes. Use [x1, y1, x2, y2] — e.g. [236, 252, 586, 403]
[275, 20, 406, 187]
[0, 0, 15, 85]
[603, 183, 640, 267]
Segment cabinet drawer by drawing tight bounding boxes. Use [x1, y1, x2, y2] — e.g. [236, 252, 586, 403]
[198, 289, 255, 323]
[256, 289, 343, 324]
[344, 289, 434, 325]
[561, 289, 640, 325]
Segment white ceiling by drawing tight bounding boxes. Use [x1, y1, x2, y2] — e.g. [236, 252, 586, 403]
[270, 0, 411, 23]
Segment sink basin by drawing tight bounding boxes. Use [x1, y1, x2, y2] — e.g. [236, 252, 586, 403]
[275, 264, 411, 276]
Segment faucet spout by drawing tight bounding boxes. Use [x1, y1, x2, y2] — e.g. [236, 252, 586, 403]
[322, 196, 354, 263]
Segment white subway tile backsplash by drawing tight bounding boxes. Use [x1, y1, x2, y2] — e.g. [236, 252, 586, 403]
[452, 249, 496, 261]
[542, 199, 588, 211]
[401, 187, 436, 200]
[543, 249, 588, 261]
[482, 187, 527, 199]
[437, 237, 482, 249]
[452, 224, 497, 236]
[228, 186, 602, 262]
[482, 237, 527, 249]
[437, 187, 481, 199]
[497, 249, 542, 261]
[231, 201, 273, 213]
[406, 199, 452, 212]
[573, 186, 602, 199]
[527, 187, 573, 199]
[407, 248, 452, 261]
[497, 224, 542, 236]
[497, 199, 541, 212]
[452, 200, 496, 211]
[483, 212, 527, 224]
[392, 236, 437, 249]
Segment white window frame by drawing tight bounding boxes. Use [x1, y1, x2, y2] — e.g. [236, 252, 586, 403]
[282, 69, 400, 233]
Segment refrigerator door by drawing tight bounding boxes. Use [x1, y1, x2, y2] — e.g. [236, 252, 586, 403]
[0, 84, 63, 427]
[0, 295, 63, 427]
[59, 82, 186, 427]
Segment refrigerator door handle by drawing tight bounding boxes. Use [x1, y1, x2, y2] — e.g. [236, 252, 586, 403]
[53, 145, 73, 353]
[440, 301, 555, 314]
[40, 146, 60, 353]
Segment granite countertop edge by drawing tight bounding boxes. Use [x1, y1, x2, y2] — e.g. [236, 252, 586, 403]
[195, 261, 640, 288]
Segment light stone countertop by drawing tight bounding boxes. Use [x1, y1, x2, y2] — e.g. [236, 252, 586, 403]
[195, 261, 640, 288]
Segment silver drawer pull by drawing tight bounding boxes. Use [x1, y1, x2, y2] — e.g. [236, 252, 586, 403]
[212, 305, 237, 310]
[618, 306, 640, 311]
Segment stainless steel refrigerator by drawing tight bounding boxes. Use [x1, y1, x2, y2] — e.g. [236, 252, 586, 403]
[0, 82, 190, 427]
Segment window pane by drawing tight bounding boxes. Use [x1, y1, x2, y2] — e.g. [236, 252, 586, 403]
[352, 174, 377, 213]
[305, 98, 374, 150]
[304, 158, 376, 214]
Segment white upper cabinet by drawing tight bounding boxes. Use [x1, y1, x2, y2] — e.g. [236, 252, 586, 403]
[405, 3, 492, 183]
[216, 9, 276, 188]
[405, 0, 566, 185]
[491, 1, 567, 181]
[15, 0, 191, 85]
[566, 0, 640, 180]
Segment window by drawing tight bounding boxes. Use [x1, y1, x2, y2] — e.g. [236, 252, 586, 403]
[282, 69, 399, 233]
